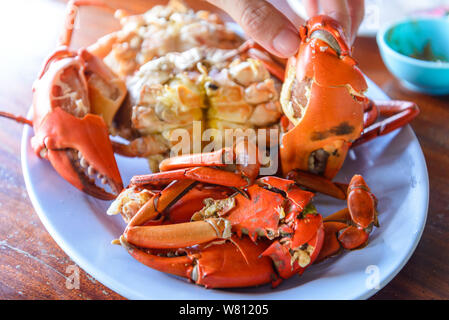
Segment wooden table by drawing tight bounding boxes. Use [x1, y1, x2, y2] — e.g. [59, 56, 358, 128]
[0, 0, 447, 300]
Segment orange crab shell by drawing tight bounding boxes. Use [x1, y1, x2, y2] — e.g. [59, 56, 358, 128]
[280, 15, 368, 179]
[31, 49, 123, 199]
[31, 108, 122, 199]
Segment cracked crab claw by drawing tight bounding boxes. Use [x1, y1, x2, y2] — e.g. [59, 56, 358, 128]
[31, 48, 124, 200]
[280, 15, 368, 179]
[27, 0, 125, 199]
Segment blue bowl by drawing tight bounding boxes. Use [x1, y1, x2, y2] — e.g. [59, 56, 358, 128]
[377, 17, 449, 95]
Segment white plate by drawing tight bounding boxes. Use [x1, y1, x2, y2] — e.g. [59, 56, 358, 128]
[21, 77, 429, 300]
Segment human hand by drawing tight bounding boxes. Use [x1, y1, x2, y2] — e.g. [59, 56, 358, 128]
[206, 0, 365, 58]
[303, 0, 365, 45]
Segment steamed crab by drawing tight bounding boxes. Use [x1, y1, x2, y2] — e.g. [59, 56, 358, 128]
[107, 11, 419, 288]
[113, 47, 282, 171]
[89, 0, 242, 78]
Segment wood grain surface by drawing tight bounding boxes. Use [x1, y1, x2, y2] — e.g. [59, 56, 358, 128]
[0, 0, 447, 300]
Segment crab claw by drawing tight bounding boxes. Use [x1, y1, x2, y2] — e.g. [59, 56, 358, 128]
[0, 1, 125, 200]
[316, 175, 378, 262]
[280, 15, 367, 179]
[29, 24, 125, 200]
[120, 235, 277, 288]
[347, 175, 376, 226]
[32, 108, 123, 200]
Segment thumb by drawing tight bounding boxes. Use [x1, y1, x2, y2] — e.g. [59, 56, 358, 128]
[207, 0, 301, 58]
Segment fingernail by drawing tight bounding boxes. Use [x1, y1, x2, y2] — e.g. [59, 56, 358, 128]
[272, 28, 300, 57]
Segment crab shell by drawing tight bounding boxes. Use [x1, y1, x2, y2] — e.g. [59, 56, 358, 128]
[280, 15, 368, 179]
[120, 47, 282, 171]
[93, 0, 242, 78]
[31, 48, 124, 199]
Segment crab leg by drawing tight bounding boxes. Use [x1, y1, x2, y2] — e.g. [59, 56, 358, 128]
[159, 148, 231, 171]
[127, 179, 197, 227]
[353, 100, 420, 147]
[346, 175, 377, 229]
[322, 208, 371, 249]
[286, 170, 348, 200]
[316, 175, 378, 262]
[0, 111, 33, 126]
[131, 167, 249, 188]
[125, 218, 231, 249]
[120, 235, 276, 288]
[159, 139, 260, 180]
[323, 175, 377, 230]
[315, 221, 348, 262]
[131, 141, 262, 188]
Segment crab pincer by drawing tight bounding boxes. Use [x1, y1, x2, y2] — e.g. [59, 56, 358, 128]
[316, 174, 378, 262]
[0, 0, 126, 199]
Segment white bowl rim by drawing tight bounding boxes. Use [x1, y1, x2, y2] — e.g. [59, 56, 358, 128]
[376, 16, 449, 70]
